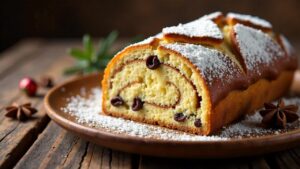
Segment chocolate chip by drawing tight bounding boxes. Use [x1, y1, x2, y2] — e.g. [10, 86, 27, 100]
[194, 118, 202, 127]
[132, 97, 144, 111]
[146, 55, 160, 69]
[174, 113, 186, 122]
[196, 95, 202, 108]
[198, 96, 202, 102]
[111, 96, 124, 107]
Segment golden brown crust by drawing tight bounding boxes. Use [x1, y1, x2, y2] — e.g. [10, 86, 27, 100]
[226, 16, 272, 32]
[210, 71, 294, 134]
[211, 13, 225, 26]
[163, 34, 223, 46]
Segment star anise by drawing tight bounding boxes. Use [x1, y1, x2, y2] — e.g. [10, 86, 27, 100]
[5, 102, 38, 121]
[259, 99, 299, 129]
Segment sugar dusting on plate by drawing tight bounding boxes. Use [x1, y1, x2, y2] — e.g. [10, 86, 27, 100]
[61, 88, 300, 141]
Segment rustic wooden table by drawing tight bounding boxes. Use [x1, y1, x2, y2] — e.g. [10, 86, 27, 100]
[1, 39, 300, 169]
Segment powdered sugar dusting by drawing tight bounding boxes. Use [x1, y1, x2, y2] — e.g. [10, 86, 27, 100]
[220, 98, 300, 138]
[61, 88, 300, 141]
[228, 12, 272, 29]
[162, 43, 240, 85]
[62, 88, 226, 141]
[200, 11, 223, 21]
[162, 19, 223, 40]
[233, 24, 284, 72]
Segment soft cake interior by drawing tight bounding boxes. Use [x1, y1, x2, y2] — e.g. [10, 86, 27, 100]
[105, 46, 208, 133]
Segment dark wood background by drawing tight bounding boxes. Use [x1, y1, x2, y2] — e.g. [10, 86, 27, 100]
[1, 0, 300, 51]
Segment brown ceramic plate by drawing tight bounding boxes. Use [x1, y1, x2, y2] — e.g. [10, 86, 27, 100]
[44, 73, 300, 158]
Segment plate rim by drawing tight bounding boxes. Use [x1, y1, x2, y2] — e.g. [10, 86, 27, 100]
[44, 73, 300, 157]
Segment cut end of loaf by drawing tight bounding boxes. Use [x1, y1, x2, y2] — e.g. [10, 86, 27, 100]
[102, 45, 211, 134]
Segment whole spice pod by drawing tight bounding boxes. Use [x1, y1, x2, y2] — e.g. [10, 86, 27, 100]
[5, 102, 38, 121]
[259, 99, 299, 129]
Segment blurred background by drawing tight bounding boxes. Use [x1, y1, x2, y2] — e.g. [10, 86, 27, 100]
[1, 0, 300, 52]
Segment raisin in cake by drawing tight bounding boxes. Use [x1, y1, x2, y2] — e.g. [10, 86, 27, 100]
[101, 12, 298, 135]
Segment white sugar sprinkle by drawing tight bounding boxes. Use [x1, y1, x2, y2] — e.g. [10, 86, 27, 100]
[162, 43, 239, 85]
[62, 88, 226, 141]
[228, 12, 272, 29]
[234, 24, 284, 71]
[162, 18, 223, 39]
[61, 88, 300, 141]
[220, 98, 300, 137]
[200, 11, 223, 21]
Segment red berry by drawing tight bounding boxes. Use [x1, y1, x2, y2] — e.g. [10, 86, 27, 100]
[19, 77, 38, 96]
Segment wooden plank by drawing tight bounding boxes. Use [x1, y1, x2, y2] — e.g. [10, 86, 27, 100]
[13, 122, 88, 169]
[110, 149, 134, 169]
[81, 143, 133, 169]
[250, 158, 270, 169]
[0, 41, 76, 109]
[139, 156, 270, 169]
[14, 122, 133, 169]
[0, 103, 49, 169]
[5, 39, 133, 169]
[0, 39, 43, 77]
[265, 147, 300, 169]
[14, 121, 133, 169]
[0, 41, 76, 169]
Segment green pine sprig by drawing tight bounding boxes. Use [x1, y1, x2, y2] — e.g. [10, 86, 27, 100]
[64, 31, 119, 75]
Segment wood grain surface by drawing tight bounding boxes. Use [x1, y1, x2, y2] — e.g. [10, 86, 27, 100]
[0, 39, 299, 169]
